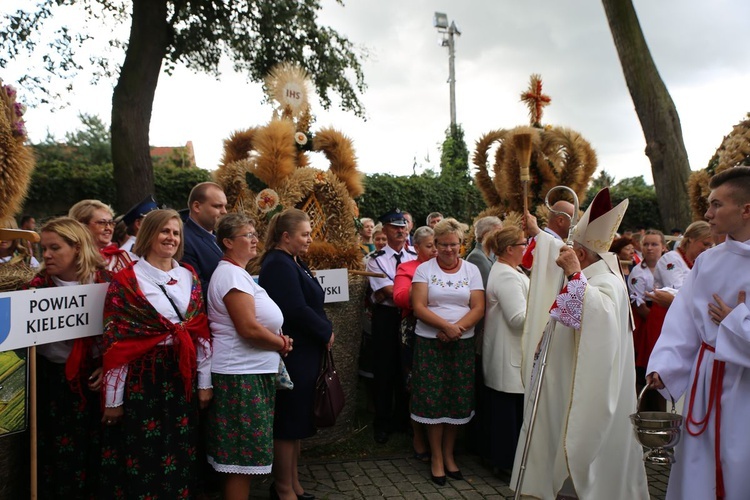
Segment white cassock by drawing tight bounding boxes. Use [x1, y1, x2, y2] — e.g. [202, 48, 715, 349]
[512, 231, 648, 500]
[648, 237, 750, 500]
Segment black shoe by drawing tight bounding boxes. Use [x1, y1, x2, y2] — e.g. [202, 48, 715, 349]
[446, 469, 464, 480]
[269, 483, 280, 500]
[297, 493, 315, 500]
[431, 474, 447, 486]
[374, 430, 389, 444]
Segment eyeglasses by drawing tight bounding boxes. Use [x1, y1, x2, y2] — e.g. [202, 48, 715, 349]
[436, 242, 460, 249]
[92, 219, 116, 228]
[510, 241, 529, 247]
[229, 232, 258, 240]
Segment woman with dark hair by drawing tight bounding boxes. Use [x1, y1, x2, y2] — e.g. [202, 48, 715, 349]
[26, 217, 111, 498]
[482, 225, 529, 471]
[609, 236, 635, 278]
[69, 199, 132, 272]
[99, 209, 212, 498]
[259, 208, 333, 500]
[411, 218, 484, 486]
[207, 213, 293, 500]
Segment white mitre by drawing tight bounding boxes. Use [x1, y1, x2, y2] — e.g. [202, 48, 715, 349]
[571, 187, 628, 276]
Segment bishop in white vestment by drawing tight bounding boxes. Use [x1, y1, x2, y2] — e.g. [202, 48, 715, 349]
[512, 188, 649, 500]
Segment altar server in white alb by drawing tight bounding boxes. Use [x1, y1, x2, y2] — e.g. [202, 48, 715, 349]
[511, 188, 648, 500]
[648, 166, 750, 500]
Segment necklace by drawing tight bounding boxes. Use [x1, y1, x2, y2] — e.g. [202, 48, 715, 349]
[438, 259, 460, 271]
[222, 256, 243, 268]
[677, 247, 694, 269]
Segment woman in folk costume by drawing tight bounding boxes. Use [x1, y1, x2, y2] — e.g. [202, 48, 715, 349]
[512, 188, 649, 500]
[99, 209, 212, 498]
[25, 217, 112, 498]
[206, 213, 293, 500]
[652, 220, 713, 293]
[69, 199, 132, 272]
[628, 229, 667, 410]
[410, 218, 485, 486]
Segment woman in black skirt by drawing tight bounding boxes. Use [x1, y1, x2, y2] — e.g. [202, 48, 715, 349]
[259, 208, 334, 500]
[99, 209, 212, 498]
[26, 217, 112, 498]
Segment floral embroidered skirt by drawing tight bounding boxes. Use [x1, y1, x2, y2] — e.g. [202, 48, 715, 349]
[99, 345, 199, 499]
[410, 336, 475, 425]
[37, 355, 101, 499]
[207, 372, 275, 475]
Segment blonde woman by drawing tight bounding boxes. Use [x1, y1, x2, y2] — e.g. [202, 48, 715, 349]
[100, 209, 212, 498]
[482, 226, 529, 470]
[69, 199, 132, 272]
[25, 217, 112, 498]
[411, 218, 484, 485]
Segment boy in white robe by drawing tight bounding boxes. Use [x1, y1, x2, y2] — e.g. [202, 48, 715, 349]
[648, 166, 750, 500]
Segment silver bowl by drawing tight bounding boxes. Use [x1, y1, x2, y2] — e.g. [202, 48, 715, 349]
[629, 384, 682, 464]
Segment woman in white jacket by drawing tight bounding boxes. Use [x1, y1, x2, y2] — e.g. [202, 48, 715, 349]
[482, 225, 530, 471]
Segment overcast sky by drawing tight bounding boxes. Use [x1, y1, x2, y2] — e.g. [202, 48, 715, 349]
[4, 0, 750, 186]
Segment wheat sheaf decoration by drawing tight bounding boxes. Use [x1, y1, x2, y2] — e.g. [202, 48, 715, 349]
[214, 63, 364, 273]
[688, 113, 750, 220]
[0, 79, 34, 220]
[472, 75, 596, 225]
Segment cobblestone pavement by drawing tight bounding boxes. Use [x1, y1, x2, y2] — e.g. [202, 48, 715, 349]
[249, 453, 671, 499]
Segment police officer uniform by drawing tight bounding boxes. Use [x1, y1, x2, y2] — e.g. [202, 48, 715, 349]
[365, 208, 417, 443]
[120, 195, 158, 254]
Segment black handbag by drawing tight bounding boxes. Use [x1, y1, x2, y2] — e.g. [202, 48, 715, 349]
[313, 349, 345, 428]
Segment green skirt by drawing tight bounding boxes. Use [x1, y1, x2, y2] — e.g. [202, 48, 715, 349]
[410, 335, 475, 425]
[207, 372, 276, 474]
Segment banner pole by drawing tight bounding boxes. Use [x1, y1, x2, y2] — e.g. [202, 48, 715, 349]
[29, 345, 37, 500]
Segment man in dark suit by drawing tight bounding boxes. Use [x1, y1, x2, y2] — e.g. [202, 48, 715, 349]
[181, 182, 227, 291]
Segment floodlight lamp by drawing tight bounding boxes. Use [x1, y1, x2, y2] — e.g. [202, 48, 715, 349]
[451, 21, 462, 36]
[434, 12, 449, 29]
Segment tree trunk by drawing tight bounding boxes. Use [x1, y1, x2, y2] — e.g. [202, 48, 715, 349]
[601, 0, 692, 230]
[111, 0, 170, 212]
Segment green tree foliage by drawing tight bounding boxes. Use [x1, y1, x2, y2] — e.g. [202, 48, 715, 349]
[2, 0, 367, 211]
[357, 126, 484, 226]
[585, 173, 662, 231]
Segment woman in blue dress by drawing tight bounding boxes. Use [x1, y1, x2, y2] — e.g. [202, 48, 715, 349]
[259, 208, 334, 500]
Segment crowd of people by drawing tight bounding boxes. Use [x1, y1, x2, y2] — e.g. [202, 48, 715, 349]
[5, 166, 749, 499]
[13, 182, 329, 499]
[358, 166, 750, 499]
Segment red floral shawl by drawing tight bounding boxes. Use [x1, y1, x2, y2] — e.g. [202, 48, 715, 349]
[101, 262, 210, 400]
[25, 269, 113, 397]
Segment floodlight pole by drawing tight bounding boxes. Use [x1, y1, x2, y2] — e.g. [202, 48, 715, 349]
[446, 21, 458, 128]
[434, 12, 461, 129]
